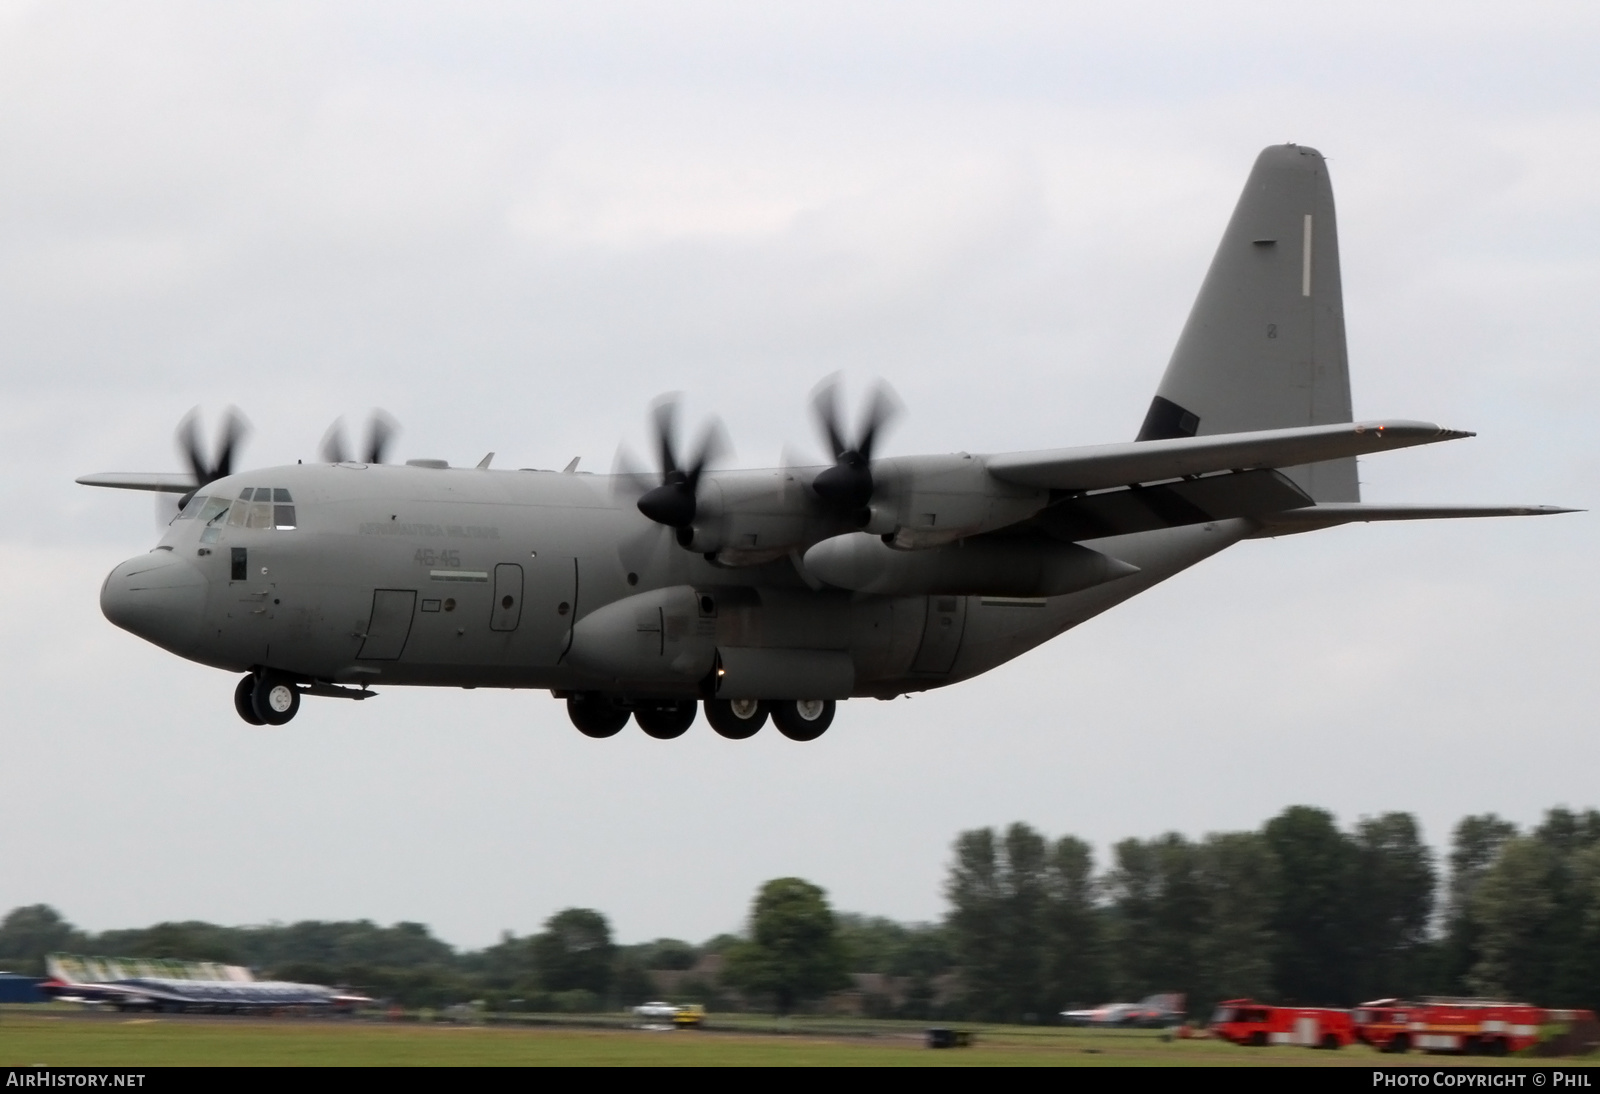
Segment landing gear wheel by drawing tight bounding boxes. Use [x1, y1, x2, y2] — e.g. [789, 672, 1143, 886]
[251, 672, 300, 725]
[705, 698, 767, 739]
[771, 699, 834, 741]
[567, 693, 629, 738]
[234, 675, 265, 725]
[635, 699, 697, 739]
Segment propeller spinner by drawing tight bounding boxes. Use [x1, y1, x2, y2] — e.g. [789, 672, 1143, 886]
[635, 397, 727, 533]
[174, 407, 250, 510]
[809, 376, 900, 516]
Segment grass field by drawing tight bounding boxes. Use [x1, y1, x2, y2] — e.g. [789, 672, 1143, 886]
[0, 1011, 1581, 1067]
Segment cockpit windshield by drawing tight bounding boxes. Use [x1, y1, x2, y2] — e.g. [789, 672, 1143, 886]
[225, 487, 296, 530]
[184, 488, 296, 539]
[176, 496, 232, 524]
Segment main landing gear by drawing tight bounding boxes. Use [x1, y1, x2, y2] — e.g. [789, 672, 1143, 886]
[234, 671, 301, 726]
[564, 694, 837, 741]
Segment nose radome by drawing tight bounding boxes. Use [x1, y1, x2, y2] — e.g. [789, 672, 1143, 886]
[101, 550, 207, 656]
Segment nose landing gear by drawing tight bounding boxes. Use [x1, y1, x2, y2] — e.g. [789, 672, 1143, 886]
[234, 671, 301, 725]
[234, 675, 265, 725]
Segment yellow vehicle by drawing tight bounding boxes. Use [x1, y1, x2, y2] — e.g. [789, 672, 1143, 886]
[673, 1004, 705, 1029]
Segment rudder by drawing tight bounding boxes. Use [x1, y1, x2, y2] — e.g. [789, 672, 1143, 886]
[1137, 145, 1358, 502]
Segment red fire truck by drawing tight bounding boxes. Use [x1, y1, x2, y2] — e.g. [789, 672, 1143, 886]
[1353, 998, 1597, 1056]
[1210, 1000, 1356, 1049]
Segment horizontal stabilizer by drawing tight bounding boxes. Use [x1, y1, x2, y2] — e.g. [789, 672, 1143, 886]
[986, 420, 1469, 493]
[1250, 502, 1579, 537]
[76, 473, 197, 494]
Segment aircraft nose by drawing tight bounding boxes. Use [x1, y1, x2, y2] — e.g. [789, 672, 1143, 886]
[100, 550, 207, 656]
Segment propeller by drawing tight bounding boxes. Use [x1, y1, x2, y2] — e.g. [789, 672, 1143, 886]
[809, 375, 900, 515]
[172, 407, 251, 514]
[320, 409, 399, 465]
[634, 396, 728, 531]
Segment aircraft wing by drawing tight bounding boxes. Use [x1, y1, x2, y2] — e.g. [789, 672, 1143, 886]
[984, 420, 1469, 492]
[75, 472, 197, 494]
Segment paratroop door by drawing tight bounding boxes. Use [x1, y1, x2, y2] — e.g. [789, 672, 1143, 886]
[911, 595, 967, 674]
[359, 589, 417, 660]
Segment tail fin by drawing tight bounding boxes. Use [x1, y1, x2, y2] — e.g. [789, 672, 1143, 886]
[1137, 145, 1358, 502]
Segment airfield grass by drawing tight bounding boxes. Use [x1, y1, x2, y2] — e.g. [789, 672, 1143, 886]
[0, 1011, 1564, 1067]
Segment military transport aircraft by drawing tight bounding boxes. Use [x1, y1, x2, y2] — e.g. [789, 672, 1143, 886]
[78, 145, 1571, 741]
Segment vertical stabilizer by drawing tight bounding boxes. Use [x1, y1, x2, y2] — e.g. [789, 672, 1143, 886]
[1138, 145, 1358, 502]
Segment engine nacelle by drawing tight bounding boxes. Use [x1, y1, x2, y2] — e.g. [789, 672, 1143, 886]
[871, 454, 1049, 548]
[802, 533, 1140, 597]
[564, 585, 716, 685]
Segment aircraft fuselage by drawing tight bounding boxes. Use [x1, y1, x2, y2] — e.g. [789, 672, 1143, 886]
[101, 461, 1239, 702]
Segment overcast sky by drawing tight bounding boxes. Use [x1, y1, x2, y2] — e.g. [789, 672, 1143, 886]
[2, 1, 1597, 950]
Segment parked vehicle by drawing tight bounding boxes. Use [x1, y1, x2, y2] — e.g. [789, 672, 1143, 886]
[1353, 998, 1598, 1056]
[1210, 999, 1354, 1049]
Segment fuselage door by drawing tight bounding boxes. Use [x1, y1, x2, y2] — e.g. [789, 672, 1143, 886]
[359, 589, 417, 660]
[491, 563, 524, 632]
[911, 595, 967, 674]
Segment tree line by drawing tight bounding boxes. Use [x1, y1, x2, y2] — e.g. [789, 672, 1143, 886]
[2, 805, 1595, 1019]
[945, 806, 1600, 1021]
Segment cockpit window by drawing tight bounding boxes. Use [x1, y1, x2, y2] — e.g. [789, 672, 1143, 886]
[221, 488, 295, 530]
[197, 496, 231, 525]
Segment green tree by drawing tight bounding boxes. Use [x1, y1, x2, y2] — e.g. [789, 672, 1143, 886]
[723, 878, 849, 1014]
[1469, 835, 1557, 1000]
[1105, 833, 1204, 1004]
[1349, 813, 1435, 1000]
[1044, 835, 1105, 1011]
[1439, 814, 1519, 994]
[1195, 831, 1278, 1010]
[1262, 805, 1356, 1004]
[530, 909, 615, 998]
[946, 824, 1059, 1021]
[0, 905, 80, 975]
[638, 938, 698, 970]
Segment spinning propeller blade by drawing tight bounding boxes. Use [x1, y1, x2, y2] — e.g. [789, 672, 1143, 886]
[809, 375, 900, 514]
[321, 410, 399, 465]
[634, 395, 728, 530]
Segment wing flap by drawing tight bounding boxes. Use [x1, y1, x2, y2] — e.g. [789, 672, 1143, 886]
[1028, 469, 1313, 541]
[1250, 502, 1579, 537]
[984, 420, 1469, 492]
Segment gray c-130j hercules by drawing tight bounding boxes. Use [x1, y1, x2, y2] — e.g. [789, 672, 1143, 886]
[80, 145, 1573, 740]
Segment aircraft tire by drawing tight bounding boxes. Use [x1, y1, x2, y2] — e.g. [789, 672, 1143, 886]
[568, 693, 629, 738]
[251, 673, 301, 725]
[234, 675, 266, 725]
[635, 699, 697, 739]
[771, 699, 835, 741]
[704, 698, 767, 739]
